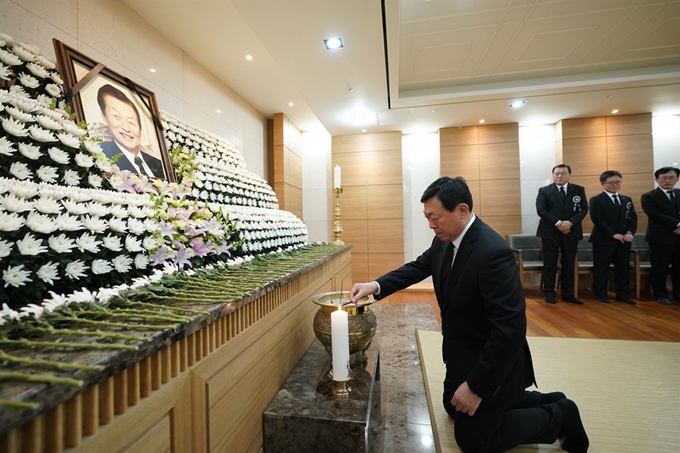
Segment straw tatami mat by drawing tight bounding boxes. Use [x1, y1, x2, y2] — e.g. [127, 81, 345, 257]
[416, 330, 680, 453]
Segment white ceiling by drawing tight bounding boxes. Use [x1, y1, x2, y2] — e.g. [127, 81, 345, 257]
[123, 0, 680, 136]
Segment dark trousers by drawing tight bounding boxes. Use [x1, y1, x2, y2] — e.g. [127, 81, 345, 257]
[444, 391, 562, 453]
[592, 242, 631, 298]
[649, 241, 680, 299]
[541, 236, 578, 297]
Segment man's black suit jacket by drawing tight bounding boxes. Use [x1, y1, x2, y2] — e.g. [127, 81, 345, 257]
[375, 217, 536, 412]
[641, 187, 680, 245]
[589, 191, 637, 245]
[536, 183, 588, 240]
[101, 140, 165, 178]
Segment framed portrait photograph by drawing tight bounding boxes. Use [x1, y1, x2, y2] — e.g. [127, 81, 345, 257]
[53, 39, 174, 181]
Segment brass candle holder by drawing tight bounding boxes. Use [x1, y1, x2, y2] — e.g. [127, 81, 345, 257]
[332, 187, 344, 245]
[332, 380, 351, 397]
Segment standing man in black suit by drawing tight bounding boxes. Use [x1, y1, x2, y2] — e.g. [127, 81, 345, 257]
[536, 164, 588, 304]
[97, 84, 165, 178]
[350, 177, 589, 453]
[641, 166, 680, 305]
[588, 171, 637, 304]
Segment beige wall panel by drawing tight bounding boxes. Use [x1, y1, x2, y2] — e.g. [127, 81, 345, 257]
[478, 123, 518, 144]
[365, 132, 401, 151]
[467, 179, 482, 215]
[272, 113, 284, 146]
[440, 145, 480, 181]
[479, 180, 521, 217]
[555, 139, 563, 164]
[367, 184, 403, 219]
[274, 182, 286, 206]
[332, 134, 367, 154]
[273, 144, 285, 183]
[481, 215, 522, 239]
[285, 184, 303, 219]
[287, 148, 303, 188]
[621, 172, 655, 234]
[342, 219, 368, 254]
[368, 253, 406, 281]
[568, 175, 601, 234]
[367, 219, 404, 254]
[284, 115, 302, 152]
[560, 117, 606, 139]
[606, 113, 652, 136]
[561, 137, 607, 176]
[125, 415, 171, 453]
[606, 135, 653, 175]
[342, 186, 368, 220]
[440, 126, 478, 147]
[365, 150, 402, 185]
[332, 152, 367, 187]
[479, 142, 520, 180]
[352, 253, 369, 283]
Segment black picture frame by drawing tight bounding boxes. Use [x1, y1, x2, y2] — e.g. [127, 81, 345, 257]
[53, 39, 174, 181]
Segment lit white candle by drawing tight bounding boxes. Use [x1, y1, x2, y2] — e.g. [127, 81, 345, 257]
[331, 306, 350, 381]
[334, 165, 341, 189]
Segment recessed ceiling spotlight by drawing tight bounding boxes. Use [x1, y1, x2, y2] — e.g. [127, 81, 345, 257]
[348, 87, 354, 92]
[362, 129, 367, 133]
[432, 109, 438, 112]
[606, 95, 611, 98]
[245, 54, 253, 61]
[288, 102, 294, 107]
[510, 100, 526, 109]
[611, 109, 619, 114]
[149, 68, 156, 73]
[324, 37, 344, 50]
[216, 109, 221, 113]
[479, 119, 485, 124]
[349, 110, 375, 124]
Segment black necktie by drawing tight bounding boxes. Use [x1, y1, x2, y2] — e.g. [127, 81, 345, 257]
[669, 190, 678, 210]
[134, 156, 147, 175]
[613, 194, 620, 207]
[442, 242, 455, 279]
[559, 186, 566, 204]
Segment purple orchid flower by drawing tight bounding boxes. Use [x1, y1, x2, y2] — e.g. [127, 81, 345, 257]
[150, 245, 175, 266]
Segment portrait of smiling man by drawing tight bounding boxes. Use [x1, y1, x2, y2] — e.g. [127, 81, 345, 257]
[96, 84, 165, 178]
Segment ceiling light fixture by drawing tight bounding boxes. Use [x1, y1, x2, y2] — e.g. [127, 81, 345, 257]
[149, 68, 156, 73]
[362, 129, 367, 133]
[324, 37, 344, 50]
[479, 119, 485, 124]
[510, 100, 526, 109]
[611, 109, 619, 114]
[349, 110, 375, 125]
[216, 110, 221, 113]
[288, 102, 294, 107]
[245, 54, 253, 61]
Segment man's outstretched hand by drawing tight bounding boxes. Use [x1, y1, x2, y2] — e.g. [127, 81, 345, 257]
[349, 282, 379, 304]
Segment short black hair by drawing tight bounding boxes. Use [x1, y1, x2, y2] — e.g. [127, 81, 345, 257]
[654, 166, 680, 179]
[420, 176, 473, 212]
[97, 84, 141, 126]
[599, 170, 622, 183]
[552, 164, 571, 174]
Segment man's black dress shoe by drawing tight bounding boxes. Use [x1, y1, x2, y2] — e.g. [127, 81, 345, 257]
[562, 296, 584, 305]
[615, 296, 636, 305]
[657, 297, 672, 305]
[595, 297, 610, 304]
[545, 295, 557, 304]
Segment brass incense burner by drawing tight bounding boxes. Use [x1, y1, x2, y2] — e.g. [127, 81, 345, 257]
[312, 291, 377, 362]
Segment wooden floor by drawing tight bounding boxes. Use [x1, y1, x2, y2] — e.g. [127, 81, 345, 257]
[376, 287, 680, 342]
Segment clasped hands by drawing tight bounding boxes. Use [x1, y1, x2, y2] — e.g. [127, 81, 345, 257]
[613, 233, 634, 243]
[557, 220, 572, 234]
[451, 381, 482, 416]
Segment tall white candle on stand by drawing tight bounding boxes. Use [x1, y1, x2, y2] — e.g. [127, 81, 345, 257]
[331, 306, 350, 381]
[334, 165, 342, 189]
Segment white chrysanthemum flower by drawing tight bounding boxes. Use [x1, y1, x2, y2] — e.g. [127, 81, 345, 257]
[9, 85, 27, 97]
[88, 174, 103, 188]
[36, 165, 59, 183]
[97, 287, 121, 304]
[75, 232, 101, 253]
[94, 159, 112, 173]
[26, 211, 59, 234]
[74, 152, 94, 168]
[6, 106, 35, 122]
[108, 217, 128, 233]
[65, 260, 88, 280]
[18, 142, 42, 160]
[143, 219, 157, 233]
[42, 291, 67, 312]
[68, 288, 98, 303]
[134, 254, 149, 269]
[0, 239, 12, 258]
[83, 140, 103, 154]
[63, 170, 80, 186]
[12, 45, 35, 62]
[0, 136, 16, 156]
[108, 172, 124, 189]
[47, 147, 70, 164]
[0, 48, 22, 66]
[3, 264, 31, 288]
[48, 233, 76, 253]
[126, 205, 145, 218]
[35, 55, 56, 69]
[37, 262, 60, 285]
[33, 196, 62, 214]
[103, 234, 123, 251]
[45, 84, 61, 97]
[17, 72, 40, 89]
[0, 63, 11, 82]
[142, 235, 158, 250]
[62, 190, 92, 203]
[82, 215, 107, 233]
[92, 259, 113, 275]
[35, 114, 62, 130]
[124, 235, 143, 252]
[20, 304, 45, 318]
[39, 107, 62, 121]
[61, 199, 88, 215]
[1, 193, 32, 213]
[2, 117, 28, 137]
[49, 71, 63, 84]
[61, 120, 83, 137]
[127, 218, 146, 235]
[55, 213, 84, 231]
[9, 162, 32, 180]
[112, 255, 133, 273]
[16, 232, 48, 255]
[28, 125, 57, 142]
[107, 204, 127, 218]
[86, 202, 109, 217]
[57, 132, 80, 148]
[26, 62, 49, 78]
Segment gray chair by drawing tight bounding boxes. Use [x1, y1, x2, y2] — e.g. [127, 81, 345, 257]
[630, 233, 651, 300]
[575, 234, 593, 298]
[507, 234, 544, 288]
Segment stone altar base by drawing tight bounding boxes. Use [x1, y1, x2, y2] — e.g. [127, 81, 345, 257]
[263, 338, 380, 452]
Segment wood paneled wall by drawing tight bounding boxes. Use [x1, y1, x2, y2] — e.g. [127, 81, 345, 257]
[440, 123, 521, 239]
[332, 133, 404, 283]
[556, 113, 654, 234]
[271, 113, 303, 218]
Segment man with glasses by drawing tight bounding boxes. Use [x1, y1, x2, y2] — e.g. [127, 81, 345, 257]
[588, 171, 637, 304]
[536, 164, 589, 304]
[641, 167, 680, 305]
